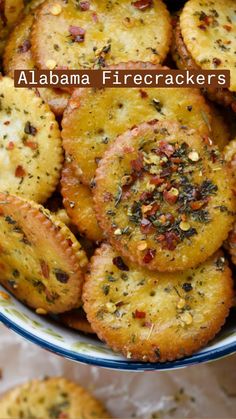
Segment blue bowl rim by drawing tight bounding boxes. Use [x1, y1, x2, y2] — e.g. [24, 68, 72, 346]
[0, 312, 236, 371]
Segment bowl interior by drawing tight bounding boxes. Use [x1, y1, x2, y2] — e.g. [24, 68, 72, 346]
[0, 285, 235, 371]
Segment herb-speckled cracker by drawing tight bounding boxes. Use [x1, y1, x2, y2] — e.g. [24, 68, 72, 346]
[3, 12, 69, 116]
[180, 0, 236, 93]
[0, 77, 63, 202]
[31, 0, 171, 70]
[0, 377, 110, 418]
[0, 193, 88, 314]
[93, 120, 236, 271]
[62, 62, 212, 186]
[172, 14, 236, 111]
[83, 244, 233, 362]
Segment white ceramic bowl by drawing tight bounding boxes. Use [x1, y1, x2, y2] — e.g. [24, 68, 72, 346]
[0, 284, 235, 371]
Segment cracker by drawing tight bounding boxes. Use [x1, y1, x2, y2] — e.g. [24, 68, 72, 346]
[60, 307, 95, 334]
[0, 377, 110, 418]
[83, 243, 233, 362]
[31, 0, 171, 70]
[61, 159, 103, 242]
[172, 15, 236, 111]
[93, 120, 236, 271]
[0, 193, 88, 314]
[0, 76, 63, 202]
[62, 62, 212, 186]
[180, 0, 236, 92]
[3, 13, 69, 116]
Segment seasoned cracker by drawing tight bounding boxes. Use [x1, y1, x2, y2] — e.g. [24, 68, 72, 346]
[0, 77, 63, 202]
[180, 0, 236, 92]
[31, 0, 171, 70]
[62, 62, 212, 186]
[0, 193, 88, 314]
[3, 12, 69, 116]
[61, 159, 103, 242]
[83, 244, 233, 362]
[172, 15, 236, 111]
[0, 377, 110, 418]
[94, 120, 236, 271]
[60, 307, 95, 334]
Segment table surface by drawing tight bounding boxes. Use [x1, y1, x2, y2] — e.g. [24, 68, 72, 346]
[0, 323, 235, 419]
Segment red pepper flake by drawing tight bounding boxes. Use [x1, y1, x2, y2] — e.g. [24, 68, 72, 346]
[156, 141, 174, 158]
[140, 191, 153, 201]
[198, 24, 207, 30]
[79, 1, 90, 11]
[69, 26, 86, 42]
[140, 218, 155, 234]
[202, 15, 213, 26]
[223, 24, 232, 32]
[6, 141, 14, 150]
[164, 231, 179, 251]
[134, 309, 146, 319]
[103, 192, 113, 202]
[146, 202, 160, 216]
[18, 39, 31, 53]
[212, 57, 221, 67]
[148, 119, 158, 126]
[40, 260, 50, 279]
[150, 176, 164, 186]
[92, 12, 98, 23]
[131, 152, 143, 172]
[143, 248, 156, 263]
[24, 141, 38, 150]
[67, 238, 73, 247]
[58, 413, 69, 419]
[139, 89, 148, 98]
[15, 165, 26, 177]
[171, 157, 181, 164]
[132, 0, 153, 11]
[113, 256, 129, 271]
[156, 234, 165, 242]
[190, 200, 205, 210]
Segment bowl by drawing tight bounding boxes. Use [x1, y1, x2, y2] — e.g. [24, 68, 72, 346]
[0, 284, 235, 371]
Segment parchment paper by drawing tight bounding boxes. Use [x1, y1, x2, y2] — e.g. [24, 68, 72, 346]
[0, 324, 235, 418]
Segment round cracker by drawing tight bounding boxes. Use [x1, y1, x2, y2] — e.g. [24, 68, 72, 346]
[60, 307, 95, 334]
[93, 120, 236, 272]
[83, 243, 233, 362]
[0, 193, 88, 314]
[62, 62, 212, 186]
[172, 15, 236, 111]
[0, 76, 63, 203]
[31, 0, 171, 70]
[180, 0, 236, 93]
[3, 12, 69, 116]
[0, 377, 110, 418]
[61, 159, 103, 242]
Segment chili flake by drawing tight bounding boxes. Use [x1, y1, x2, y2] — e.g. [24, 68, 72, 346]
[132, 0, 153, 11]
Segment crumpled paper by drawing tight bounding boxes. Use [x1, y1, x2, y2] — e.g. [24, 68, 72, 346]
[0, 324, 235, 418]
